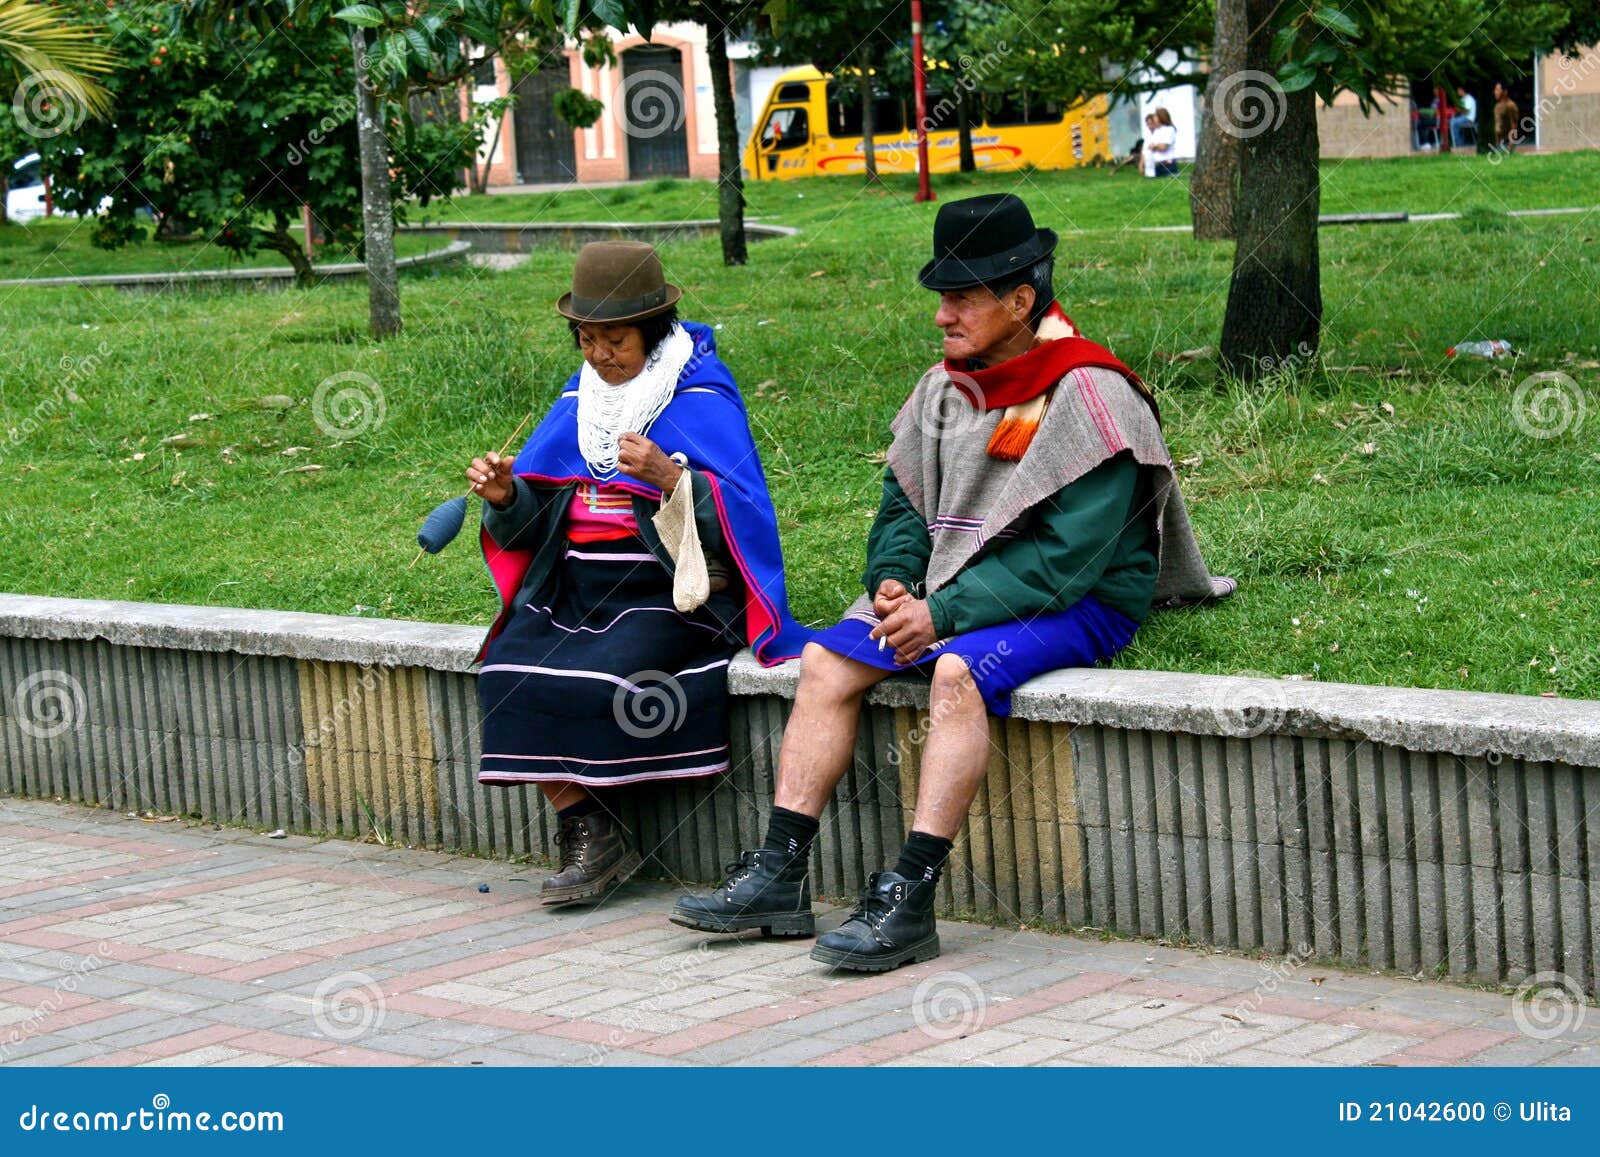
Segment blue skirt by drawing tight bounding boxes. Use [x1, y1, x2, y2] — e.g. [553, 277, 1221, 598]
[808, 594, 1140, 717]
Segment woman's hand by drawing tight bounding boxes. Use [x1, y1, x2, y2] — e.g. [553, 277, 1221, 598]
[467, 452, 514, 508]
[872, 598, 938, 666]
[617, 432, 683, 491]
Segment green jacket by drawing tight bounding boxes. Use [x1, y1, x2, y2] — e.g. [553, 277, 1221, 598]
[482, 472, 744, 643]
[863, 452, 1158, 637]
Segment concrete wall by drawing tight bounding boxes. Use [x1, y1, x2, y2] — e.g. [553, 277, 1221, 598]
[1536, 46, 1600, 152]
[3, 595, 1598, 995]
[1317, 90, 1411, 158]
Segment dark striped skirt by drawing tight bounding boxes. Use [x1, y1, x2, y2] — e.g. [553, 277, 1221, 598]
[476, 536, 737, 787]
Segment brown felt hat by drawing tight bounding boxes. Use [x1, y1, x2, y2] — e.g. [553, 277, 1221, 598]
[556, 241, 682, 323]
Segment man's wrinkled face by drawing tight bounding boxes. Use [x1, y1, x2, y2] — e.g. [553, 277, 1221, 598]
[933, 285, 1029, 363]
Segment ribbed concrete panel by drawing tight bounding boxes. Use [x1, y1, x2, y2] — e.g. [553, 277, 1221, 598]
[2, 598, 1598, 996]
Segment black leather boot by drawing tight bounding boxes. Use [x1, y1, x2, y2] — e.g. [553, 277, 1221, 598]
[811, 870, 940, 972]
[540, 810, 642, 907]
[669, 848, 814, 937]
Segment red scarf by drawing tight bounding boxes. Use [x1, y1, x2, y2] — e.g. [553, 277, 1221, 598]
[942, 303, 1153, 460]
[946, 303, 1146, 410]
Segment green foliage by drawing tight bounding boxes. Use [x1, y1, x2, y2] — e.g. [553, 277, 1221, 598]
[41, 1, 475, 264]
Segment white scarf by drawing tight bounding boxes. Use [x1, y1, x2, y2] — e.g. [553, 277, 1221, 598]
[576, 322, 694, 479]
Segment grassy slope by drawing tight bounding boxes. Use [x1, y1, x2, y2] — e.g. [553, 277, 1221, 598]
[1, 151, 1598, 697]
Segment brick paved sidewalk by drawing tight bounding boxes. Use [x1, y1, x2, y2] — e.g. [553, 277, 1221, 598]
[1, 798, 1594, 1068]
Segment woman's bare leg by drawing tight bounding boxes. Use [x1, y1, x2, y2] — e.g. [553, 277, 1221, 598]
[539, 781, 591, 813]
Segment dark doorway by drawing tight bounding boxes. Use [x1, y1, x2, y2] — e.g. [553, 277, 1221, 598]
[512, 57, 578, 184]
[620, 45, 690, 179]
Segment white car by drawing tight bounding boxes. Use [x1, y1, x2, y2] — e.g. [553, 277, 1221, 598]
[6, 153, 48, 222]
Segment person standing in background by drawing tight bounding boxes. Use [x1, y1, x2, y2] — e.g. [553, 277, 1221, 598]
[1493, 82, 1521, 152]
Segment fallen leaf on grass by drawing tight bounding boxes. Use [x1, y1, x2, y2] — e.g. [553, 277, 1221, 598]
[161, 433, 202, 449]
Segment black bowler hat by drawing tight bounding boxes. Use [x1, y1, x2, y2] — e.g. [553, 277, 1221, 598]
[917, 193, 1058, 291]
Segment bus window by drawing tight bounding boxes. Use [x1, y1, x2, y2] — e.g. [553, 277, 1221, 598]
[874, 94, 905, 135]
[922, 89, 962, 132]
[824, 81, 906, 137]
[984, 91, 1064, 126]
[774, 82, 811, 103]
[761, 106, 809, 150]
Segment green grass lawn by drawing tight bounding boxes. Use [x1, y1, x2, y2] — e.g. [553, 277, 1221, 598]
[2, 151, 1598, 698]
[0, 219, 447, 280]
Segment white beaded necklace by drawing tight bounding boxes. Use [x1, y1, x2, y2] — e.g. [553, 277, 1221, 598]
[576, 322, 693, 479]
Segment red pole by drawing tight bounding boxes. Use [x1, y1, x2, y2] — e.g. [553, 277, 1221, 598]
[911, 0, 934, 202]
[43, 173, 53, 218]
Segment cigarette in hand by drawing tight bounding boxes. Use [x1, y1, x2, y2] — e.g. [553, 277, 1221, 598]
[878, 634, 887, 651]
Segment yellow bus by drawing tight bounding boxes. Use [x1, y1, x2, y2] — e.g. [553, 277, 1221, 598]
[743, 65, 1111, 181]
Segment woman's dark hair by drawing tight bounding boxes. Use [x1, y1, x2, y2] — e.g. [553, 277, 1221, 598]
[986, 256, 1055, 328]
[569, 306, 680, 356]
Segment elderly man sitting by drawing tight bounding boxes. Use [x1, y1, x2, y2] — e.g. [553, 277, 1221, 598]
[673, 193, 1233, 971]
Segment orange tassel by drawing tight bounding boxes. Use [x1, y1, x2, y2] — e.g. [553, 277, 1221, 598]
[986, 418, 1038, 461]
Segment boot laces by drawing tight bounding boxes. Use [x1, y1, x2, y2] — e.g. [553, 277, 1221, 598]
[845, 872, 902, 929]
[718, 850, 759, 892]
[553, 818, 591, 870]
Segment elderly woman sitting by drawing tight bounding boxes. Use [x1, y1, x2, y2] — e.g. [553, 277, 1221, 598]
[468, 241, 806, 907]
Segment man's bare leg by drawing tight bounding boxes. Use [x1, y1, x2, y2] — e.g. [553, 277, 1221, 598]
[671, 642, 890, 936]
[811, 654, 987, 972]
[907, 654, 990, 838]
[773, 642, 895, 817]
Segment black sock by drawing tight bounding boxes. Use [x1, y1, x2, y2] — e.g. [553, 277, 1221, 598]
[556, 795, 604, 821]
[762, 806, 819, 859]
[894, 830, 954, 884]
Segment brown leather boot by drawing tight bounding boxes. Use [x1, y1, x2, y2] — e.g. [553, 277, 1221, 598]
[540, 810, 642, 907]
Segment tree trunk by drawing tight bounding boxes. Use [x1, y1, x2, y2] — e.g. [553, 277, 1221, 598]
[258, 217, 315, 287]
[704, 10, 747, 266]
[1219, 83, 1321, 377]
[857, 45, 879, 183]
[1190, 0, 1246, 240]
[351, 27, 402, 338]
[955, 87, 976, 172]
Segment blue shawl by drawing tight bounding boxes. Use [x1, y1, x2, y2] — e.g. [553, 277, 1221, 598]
[480, 321, 810, 666]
